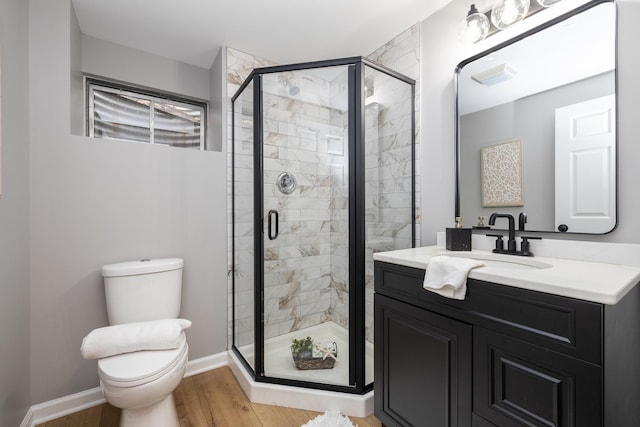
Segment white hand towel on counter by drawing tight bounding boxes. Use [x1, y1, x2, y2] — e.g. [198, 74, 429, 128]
[81, 318, 191, 360]
[423, 256, 485, 300]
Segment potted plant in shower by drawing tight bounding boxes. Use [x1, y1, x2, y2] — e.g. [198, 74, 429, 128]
[290, 336, 337, 370]
[291, 336, 314, 359]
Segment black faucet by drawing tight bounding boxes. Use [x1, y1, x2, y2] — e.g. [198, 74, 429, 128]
[488, 212, 541, 256]
[489, 213, 516, 252]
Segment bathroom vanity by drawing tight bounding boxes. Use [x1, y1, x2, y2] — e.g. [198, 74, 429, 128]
[373, 247, 640, 427]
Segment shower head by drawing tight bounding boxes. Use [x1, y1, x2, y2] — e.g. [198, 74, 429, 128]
[282, 78, 300, 96]
[288, 85, 300, 96]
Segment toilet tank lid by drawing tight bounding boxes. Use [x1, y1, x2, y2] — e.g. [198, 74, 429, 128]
[102, 258, 184, 277]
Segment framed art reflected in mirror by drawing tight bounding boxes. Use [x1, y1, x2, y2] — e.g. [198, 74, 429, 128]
[480, 140, 523, 208]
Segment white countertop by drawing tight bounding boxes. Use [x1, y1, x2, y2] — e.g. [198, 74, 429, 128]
[373, 246, 640, 305]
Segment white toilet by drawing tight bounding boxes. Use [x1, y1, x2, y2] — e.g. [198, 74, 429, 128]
[98, 258, 188, 427]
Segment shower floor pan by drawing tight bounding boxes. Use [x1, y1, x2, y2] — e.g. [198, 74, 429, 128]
[239, 321, 374, 387]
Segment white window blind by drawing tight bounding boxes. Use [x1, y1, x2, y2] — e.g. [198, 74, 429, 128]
[87, 79, 206, 150]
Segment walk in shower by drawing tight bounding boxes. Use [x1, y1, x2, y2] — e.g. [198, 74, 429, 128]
[231, 57, 415, 394]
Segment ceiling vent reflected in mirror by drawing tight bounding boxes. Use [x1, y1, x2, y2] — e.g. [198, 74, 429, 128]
[471, 63, 518, 86]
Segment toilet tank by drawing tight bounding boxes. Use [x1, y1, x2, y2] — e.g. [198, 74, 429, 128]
[101, 258, 184, 325]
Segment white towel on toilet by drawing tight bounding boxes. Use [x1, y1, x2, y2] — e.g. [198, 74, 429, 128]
[80, 318, 191, 360]
[423, 256, 484, 300]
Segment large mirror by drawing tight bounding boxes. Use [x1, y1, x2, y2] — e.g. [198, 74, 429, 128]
[456, 0, 616, 234]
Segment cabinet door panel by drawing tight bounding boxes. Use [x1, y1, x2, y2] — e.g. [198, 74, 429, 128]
[474, 327, 602, 427]
[375, 294, 472, 427]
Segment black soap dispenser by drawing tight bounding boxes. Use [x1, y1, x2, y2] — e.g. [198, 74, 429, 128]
[446, 217, 472, 251]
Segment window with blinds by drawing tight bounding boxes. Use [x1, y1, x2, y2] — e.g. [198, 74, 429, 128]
[86, 79, 206, 150]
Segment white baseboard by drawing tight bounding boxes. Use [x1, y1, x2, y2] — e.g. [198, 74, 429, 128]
[184, 351, 229, 377]
[21, 352, 229, 427]
[19, 387, 105, 427]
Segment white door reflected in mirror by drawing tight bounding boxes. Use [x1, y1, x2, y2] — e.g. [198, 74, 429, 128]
[554, 94, 616, 233]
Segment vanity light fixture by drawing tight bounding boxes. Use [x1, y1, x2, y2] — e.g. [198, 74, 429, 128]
[460, 0, 563, 44]
[471, 63, 518, 86]
[460, 4, 491, 43]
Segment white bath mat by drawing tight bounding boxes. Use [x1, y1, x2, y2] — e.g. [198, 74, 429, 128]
[302, 411, 355, 427]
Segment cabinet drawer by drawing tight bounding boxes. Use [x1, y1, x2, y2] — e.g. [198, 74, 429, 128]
[374, 261, 603, 364]
[464, 279, 602, 364]
[474, 327, 602, 427]
[374, 261, 435, 304]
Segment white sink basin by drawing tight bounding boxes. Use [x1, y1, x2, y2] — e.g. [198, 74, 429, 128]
[447, 252, 553, 270]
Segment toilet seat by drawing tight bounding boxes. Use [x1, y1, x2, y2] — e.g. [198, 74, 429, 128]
[98, 333, 187, 388]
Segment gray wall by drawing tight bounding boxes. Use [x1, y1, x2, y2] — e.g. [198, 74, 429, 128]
[69, 3, 83, 135]
[80, 36, 210, 102]
[459, 72, 615, 231]
[420, 0, 640, 244]
[29, 0, 227, 404]
[0, 0, 32, 425]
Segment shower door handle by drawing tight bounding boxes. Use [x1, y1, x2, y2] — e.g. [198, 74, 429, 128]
[267, 209, 279, 240]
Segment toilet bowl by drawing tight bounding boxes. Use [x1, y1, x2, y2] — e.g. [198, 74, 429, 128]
[98, 333, 188, 427]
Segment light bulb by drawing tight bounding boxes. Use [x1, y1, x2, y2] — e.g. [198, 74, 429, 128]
[459, 4, 490, 44]
[501, 2, 518, 24]
[491, 0, 530, 29]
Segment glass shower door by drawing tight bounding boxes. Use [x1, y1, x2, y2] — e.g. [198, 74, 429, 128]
[260, 67, 351, 386]
[232, 80, 256, 372]
[363, 64, 415, 388]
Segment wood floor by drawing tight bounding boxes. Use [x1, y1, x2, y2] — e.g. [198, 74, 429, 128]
[38, 366, 382, 427]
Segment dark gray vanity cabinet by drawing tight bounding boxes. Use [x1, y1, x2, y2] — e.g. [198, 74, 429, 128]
[374, 260, 640, 427]
[375, 293, 472, 426]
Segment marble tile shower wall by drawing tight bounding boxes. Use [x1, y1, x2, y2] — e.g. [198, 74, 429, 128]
[367, 23, 422, 242]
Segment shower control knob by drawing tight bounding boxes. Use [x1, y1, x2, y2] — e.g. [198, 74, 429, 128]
[277, 172, 297, 195]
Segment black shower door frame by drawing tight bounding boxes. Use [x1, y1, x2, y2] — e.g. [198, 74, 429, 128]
[231, 56, 416, 395]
